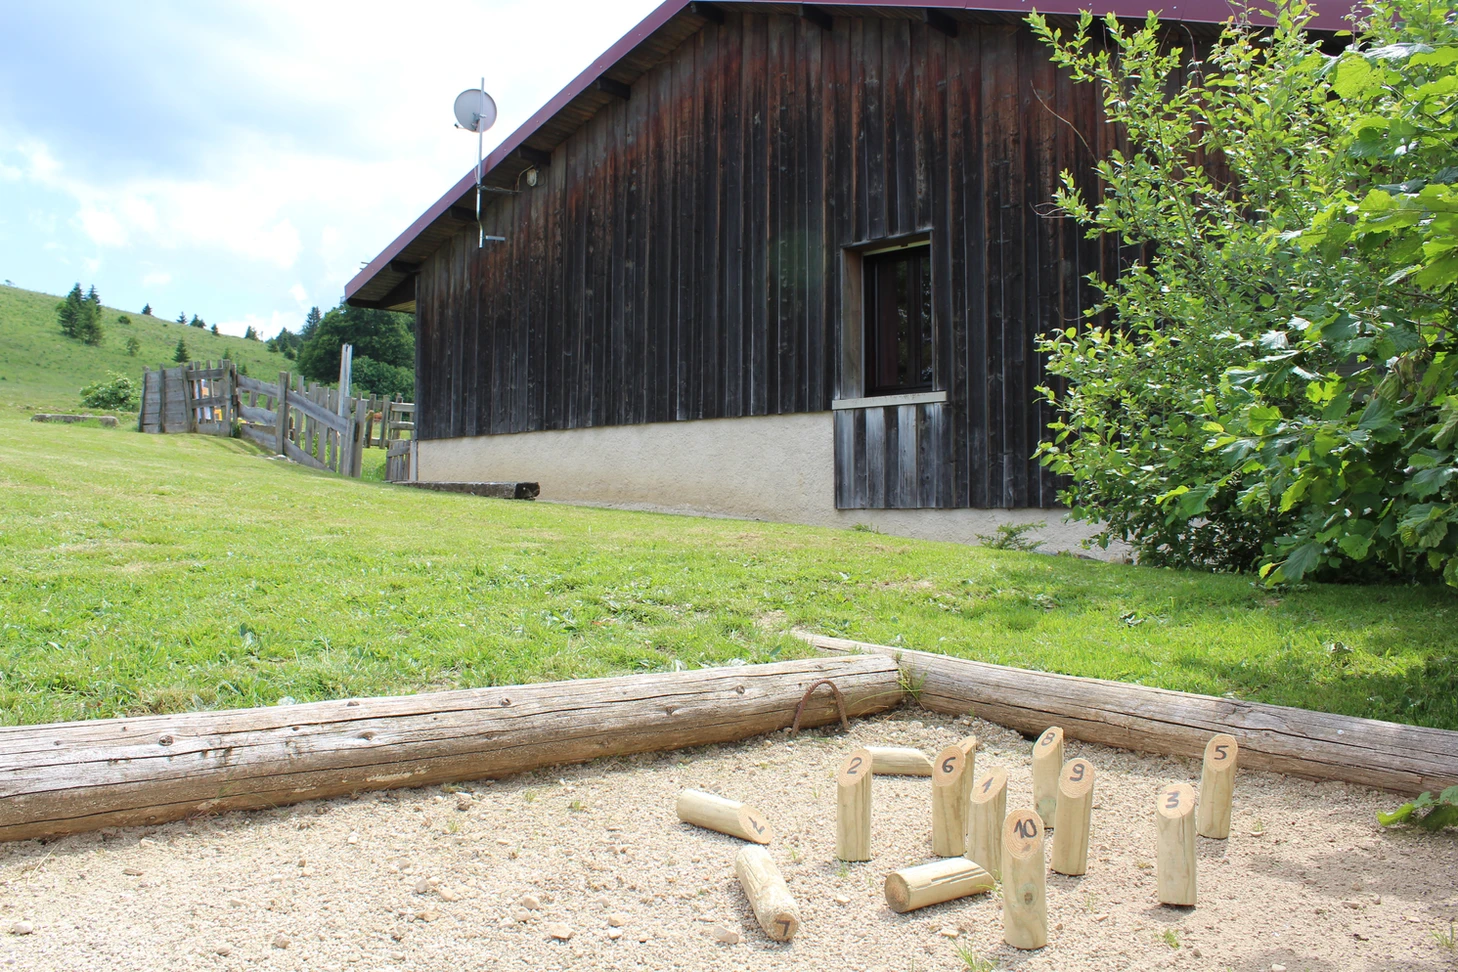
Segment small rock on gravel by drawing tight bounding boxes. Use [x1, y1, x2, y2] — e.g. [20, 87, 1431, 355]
[545, 922, 573, 941]
[607, 913, 629, 927]
[938, 926, 960, 938]
[518, 894, 542, 910]
[215, 945, 232, 957]
[272, 933, 290, 949]
[607, 928, 623, 940]
[9, 921, 34, 936]
[705, 925, 741, 945]
[122, 867, 143, 877]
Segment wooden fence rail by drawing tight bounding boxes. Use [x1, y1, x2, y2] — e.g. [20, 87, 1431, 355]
[140, 361, 413, 481]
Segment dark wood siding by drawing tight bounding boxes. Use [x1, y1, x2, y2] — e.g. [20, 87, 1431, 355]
[415, 10, 1127, 509]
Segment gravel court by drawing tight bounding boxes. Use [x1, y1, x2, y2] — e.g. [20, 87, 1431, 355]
[1, 709, 1455, 971]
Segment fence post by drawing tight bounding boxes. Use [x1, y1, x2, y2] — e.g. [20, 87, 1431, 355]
[276, 371, 290, 456]
[351, 397, 368, 477]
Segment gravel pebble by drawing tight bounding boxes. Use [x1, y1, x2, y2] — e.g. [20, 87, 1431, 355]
[518, 894, 541, 911]
[705, 925, 740, 945]
[271, 933, 289, 949]
[8, 922, 34, 936]
[545, 922, 573, 941]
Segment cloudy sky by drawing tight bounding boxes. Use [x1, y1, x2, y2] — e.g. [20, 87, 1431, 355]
[0, 0, 661, 337]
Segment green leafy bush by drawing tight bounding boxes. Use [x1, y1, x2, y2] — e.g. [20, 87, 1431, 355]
[1032, 0, 1458, 585]
[1378, 785, 1458, 831]
[79, 371, 138, 411]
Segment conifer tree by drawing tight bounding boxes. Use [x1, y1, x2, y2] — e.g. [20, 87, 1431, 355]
[190, 314, 204, 329]
[176, 311, 187, 325]
[302, 306, 322, 339]
[210, 323, 219, 335]
[243, 325, 258, 341]
[57, 283, 85, 338]
[173, 338, 189, 363]
[141, 303, 152, 316]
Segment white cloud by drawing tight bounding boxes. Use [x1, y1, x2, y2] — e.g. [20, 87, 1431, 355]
[78, 207, 127, 246]
[289, 283, 308, 304]
[142, 271, 172, 286]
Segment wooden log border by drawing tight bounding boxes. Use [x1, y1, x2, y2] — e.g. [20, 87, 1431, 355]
[0, 655, 901, 843]
[802, 633, 1458, 795]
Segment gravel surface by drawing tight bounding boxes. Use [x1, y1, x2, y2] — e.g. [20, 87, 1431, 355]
[2, 709, 1455, 971]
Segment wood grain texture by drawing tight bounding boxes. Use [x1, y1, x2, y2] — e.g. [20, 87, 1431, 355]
[0, 656, 900, 843]
[884, 856, 993, 913]
[966, 766, 1007, 876]
[806, 633, 1458, 795]
[411, 11, 1134, 512]
[735, 845, 801, 941]
[835, 747, 873, 861]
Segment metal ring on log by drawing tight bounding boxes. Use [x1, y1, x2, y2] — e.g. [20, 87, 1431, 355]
[789, 678, 850, 737]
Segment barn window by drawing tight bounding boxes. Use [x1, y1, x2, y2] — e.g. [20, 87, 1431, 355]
[863, 245, 934, 395]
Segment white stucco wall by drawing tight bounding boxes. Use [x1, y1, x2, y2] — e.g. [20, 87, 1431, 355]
[417, 413, 1124, 558]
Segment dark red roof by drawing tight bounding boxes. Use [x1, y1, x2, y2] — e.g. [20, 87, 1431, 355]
[346, 0, 1352, 307]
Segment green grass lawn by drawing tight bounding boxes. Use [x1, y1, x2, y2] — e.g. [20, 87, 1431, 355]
[0, 283, 294, 412]
[1, 413, 1454, 730]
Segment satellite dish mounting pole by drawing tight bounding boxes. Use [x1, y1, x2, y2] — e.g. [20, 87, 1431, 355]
[476, 77, 485, 249]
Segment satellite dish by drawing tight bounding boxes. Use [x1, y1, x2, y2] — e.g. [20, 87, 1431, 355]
[453, 88, 498, 134]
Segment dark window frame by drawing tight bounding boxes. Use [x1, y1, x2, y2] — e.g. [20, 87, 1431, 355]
[863, 244, 934, 396]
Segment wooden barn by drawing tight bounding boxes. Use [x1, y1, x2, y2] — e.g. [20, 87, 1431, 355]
[344, 0, 1339, 548]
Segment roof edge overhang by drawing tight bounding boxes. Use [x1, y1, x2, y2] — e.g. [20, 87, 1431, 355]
[345, 0, 1353, 309]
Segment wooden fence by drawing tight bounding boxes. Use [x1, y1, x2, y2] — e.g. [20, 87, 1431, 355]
[139, 360, 413, 480]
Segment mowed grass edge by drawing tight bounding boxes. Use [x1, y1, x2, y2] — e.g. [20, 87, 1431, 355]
[1, 414, 1454, 730]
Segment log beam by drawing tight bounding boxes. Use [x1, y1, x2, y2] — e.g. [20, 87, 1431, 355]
[0, 656, 901, 843]
[803, 633, 1458, 795]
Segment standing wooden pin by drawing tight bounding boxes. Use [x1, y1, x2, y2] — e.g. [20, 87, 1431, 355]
[1156, 783, 1197, 906]
[675, 789, 773, 844]
[1001, 807, 1047, 950]
[1031, 726, 1064, 825]
[931, 743, 973, 857]
[1050, 758, 1096, 876]
[1197, 734, 1238, 839]
[966, 766, 1008, 877]
[735, 845, 801, 942]
[836, 748, 873, 861]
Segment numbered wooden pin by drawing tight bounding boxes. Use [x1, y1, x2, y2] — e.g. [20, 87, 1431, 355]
[884, 857, 994, 913]
[931, 743, 973, 857]
[865, 746, 933, 776]
[675, 789, 773, 844]
[957, 733, 979, 775]
[965, 766, 1008, 877]
[1197, 734, 1238, 840]
[1050, 758, 1096, 876]
[735, 845, 800, 941]
[836, 748, 873, 861]
[1001, 807, 1048, 950]
[1031, 726, 1064, 825]
[1156, 783, 1197, 906]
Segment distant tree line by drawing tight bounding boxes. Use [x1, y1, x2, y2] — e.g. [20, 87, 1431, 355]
[269, 303, 414, 399]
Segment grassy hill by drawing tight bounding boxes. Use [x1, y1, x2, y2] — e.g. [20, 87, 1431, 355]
[0, 283, 296, 412]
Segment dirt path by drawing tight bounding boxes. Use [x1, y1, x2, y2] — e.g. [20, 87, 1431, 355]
[2, 710, 1455, 971]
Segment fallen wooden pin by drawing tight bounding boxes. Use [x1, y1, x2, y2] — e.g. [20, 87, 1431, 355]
[1031, 726, 1064, 824]
[865, 746, 932, 776]
[835, 748, 873, 861]
[0, 655, 900, 843]
[802, 632, 1458, 794]
[965, 767, 1007, 877]
[1157, 783, 1198, 906]
[1197, 734, 1238, 839]
[1050, 758, 1095, 876]
[884, 857, 994, 913]
[1002, 807, 1048, 949]
[676, 789, 773, 844]
[735, 845, 800, 941]
[930, 737, 975, 856]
